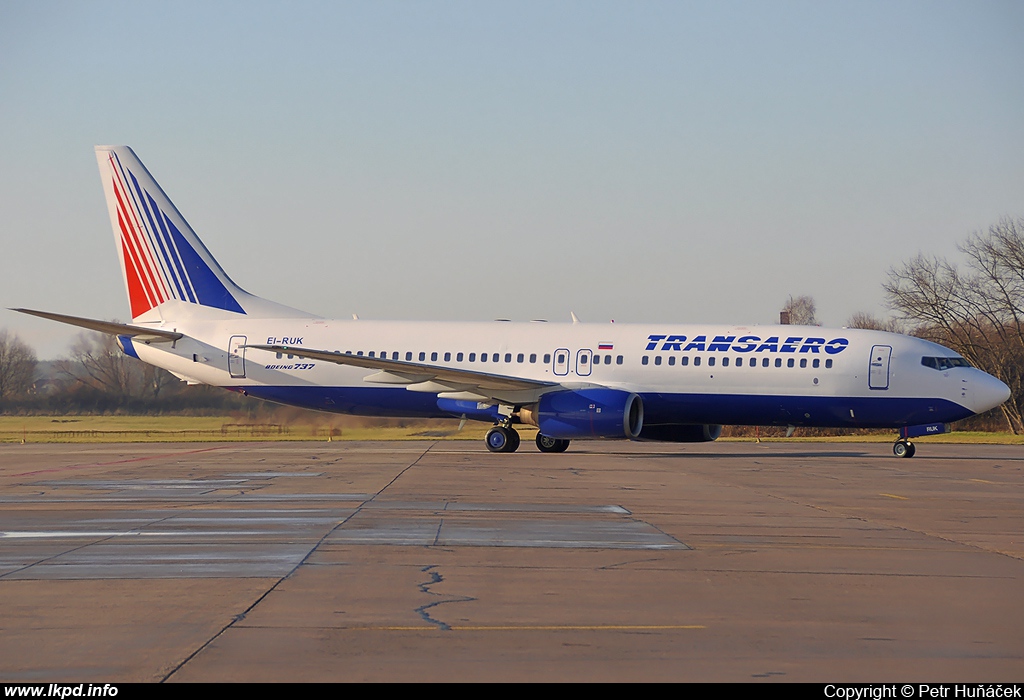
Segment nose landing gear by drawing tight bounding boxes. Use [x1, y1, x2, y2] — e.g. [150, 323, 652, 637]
[892, 422, 947, 457]
[893, 439, 916, 458]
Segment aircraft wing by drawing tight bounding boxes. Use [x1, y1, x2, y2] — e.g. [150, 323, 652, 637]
[10, 308, 184, 343]
[246, 343, 558, 401]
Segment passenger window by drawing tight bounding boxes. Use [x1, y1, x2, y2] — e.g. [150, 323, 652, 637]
[642, 356, 649, 365]
[529, 353, 537, 363]
[368, 351, 375, 357]
[419, 352, 426, 361]
[681, 356, 689, 366]
[405, 352, 412, 361]
[444, 352, 451, 361]
[517, 353, 524, 363]
[430, 352, 438, 361]
[544, 354, 552, 363]
[694, 357, 701, 366]
[392, 352, 399, 360]
[556, 353, 565, 363]
[654, 356, 662, 366]
[357, 351, 364, 356]
[825, 359, 833, 368]
[736, 357, 743, 367]
[787, 358, 795, 368]
[722, 357, 729, 367]
[469, 353, 476, 362]
[493, 353, 499, 362]
[774, 358, 781, 367]
[616, 355, 623, 365]
[505, 353, 512, 363]
[582, 355, 589, 364]
[668, 356, 675, 366]
[457, 352, 464, 362]
[813, 358, 820, 368]
[481, 353, 487, 362]
[708, 357, 716, 367]
[800, 358, 807, 368]
[276, 352, 282, 359]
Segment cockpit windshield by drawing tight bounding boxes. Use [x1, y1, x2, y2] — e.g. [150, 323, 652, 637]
[921, 356, 972, 371]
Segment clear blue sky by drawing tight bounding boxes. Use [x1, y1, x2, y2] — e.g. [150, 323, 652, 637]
[2, 1, 1022, 358]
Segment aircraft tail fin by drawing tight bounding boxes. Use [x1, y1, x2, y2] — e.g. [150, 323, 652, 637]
[95, 146, 308, 321]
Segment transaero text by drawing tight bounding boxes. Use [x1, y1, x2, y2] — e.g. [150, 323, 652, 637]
[646, 334, 850, 354]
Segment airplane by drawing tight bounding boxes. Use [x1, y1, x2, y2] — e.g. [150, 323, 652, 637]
[12, 146, 1012, 458]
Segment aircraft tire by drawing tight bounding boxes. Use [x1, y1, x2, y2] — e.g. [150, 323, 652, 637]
[536, 433, 570, 453]
[893, 440, 915, 458]
[507, 428, 521, 453]
[486, 426, 518, 453]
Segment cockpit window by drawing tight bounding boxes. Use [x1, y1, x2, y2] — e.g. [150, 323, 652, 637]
[921, 356, 971, 371]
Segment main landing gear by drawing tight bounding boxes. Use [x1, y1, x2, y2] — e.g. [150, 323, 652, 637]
[535, 433, 570, 453]
[484, 423, 571, 453]
[485, 425, 521, 453]
[893, 439, 916, 458]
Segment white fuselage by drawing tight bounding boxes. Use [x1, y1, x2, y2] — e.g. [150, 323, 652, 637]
[123, 310, 1008, 429]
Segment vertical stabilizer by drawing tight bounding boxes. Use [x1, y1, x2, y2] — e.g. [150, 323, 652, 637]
[95, 146, 309, 321]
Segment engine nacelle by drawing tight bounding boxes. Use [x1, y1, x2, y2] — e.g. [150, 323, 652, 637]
[638, 423, 723, 442]
[524, 389, 643, 440]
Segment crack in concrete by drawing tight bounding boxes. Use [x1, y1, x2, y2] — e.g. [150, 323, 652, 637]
[415, 564, 476, 631]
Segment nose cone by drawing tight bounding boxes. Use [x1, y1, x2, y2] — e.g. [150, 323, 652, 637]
[970, 371, 1011, 414]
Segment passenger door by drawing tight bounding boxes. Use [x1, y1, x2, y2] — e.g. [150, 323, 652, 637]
[868, 345, 892, 390]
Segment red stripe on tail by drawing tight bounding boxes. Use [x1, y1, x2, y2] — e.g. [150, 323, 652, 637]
[110, 175, 166, 311]
[120, 235, 151, 319]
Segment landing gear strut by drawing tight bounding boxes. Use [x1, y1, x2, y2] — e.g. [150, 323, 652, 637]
[536, 433, 570, 453]
[893, 439, 916, 458]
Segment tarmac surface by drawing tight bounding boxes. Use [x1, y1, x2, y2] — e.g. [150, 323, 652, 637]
[0, 439, 1021, 682]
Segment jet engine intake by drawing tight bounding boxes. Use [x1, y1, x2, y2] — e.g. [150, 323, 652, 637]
[521, 389, 643, 439]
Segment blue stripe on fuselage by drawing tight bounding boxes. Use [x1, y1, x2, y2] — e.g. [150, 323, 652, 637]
[638, 392, 972, 428]
[237, 386, 973, 428]
[242, 386, 443, 417]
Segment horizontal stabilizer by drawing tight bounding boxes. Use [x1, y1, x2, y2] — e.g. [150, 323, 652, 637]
[10, 308, 183, 343]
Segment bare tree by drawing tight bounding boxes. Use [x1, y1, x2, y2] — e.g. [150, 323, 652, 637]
[884, 217, 1024, 433]
[56, 330, 181, 406]
[57, 332, 141, 399]
[782, 295, 818, 326]
[846, 312, 904, 333]
[0, 329, 37, 399]
[140, 361, 179, 401]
